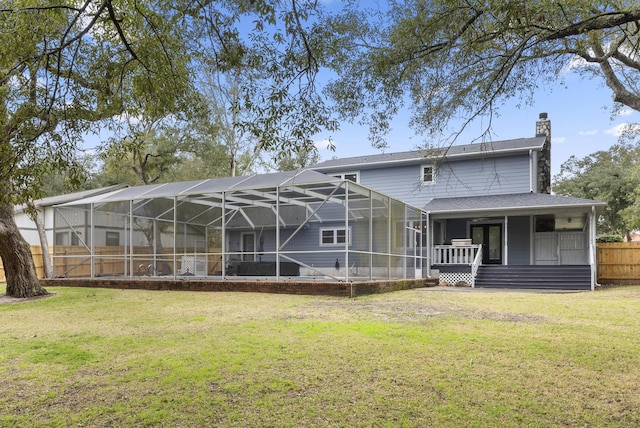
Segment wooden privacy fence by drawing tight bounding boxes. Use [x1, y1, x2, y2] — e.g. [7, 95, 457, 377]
[0, 246, 46, 282]
[597, 242, 640, 285]
[0, 246, 223, 281]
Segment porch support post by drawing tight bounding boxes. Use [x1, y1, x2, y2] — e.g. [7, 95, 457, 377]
[530, 215, 535, 265]
[504, 215, 508, 265]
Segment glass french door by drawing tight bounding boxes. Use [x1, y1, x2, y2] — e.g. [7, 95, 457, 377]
[471, 224, 502, 264]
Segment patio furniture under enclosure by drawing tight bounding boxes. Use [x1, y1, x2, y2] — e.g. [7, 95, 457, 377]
[53, 170, 428, 282]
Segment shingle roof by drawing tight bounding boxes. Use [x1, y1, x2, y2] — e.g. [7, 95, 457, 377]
[312, 137, 546, 170]
[424, 192, 606, 215]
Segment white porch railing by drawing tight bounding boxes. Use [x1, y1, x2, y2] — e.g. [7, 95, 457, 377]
[432, 245, 482, 265]
[470, 246, 483, 288]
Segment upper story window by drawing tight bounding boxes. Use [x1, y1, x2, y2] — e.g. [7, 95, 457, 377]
[333, 172, 359, 183]
[421, 165, 435, 184]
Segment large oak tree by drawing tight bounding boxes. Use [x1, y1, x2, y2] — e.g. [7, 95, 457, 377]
[0, 0, 334, 297]
[1, 1, 194, 297]
[324, 1, 640, 147]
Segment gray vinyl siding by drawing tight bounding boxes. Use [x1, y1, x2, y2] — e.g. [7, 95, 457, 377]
[507, 216, 531, 265]
[355, 154, 532, 207]
[228, 219, 375, 269]
[445, 219, 468, 243]
[359, 165, 423, 206]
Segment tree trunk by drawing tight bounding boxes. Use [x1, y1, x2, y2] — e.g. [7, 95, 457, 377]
[26, 201, 54, 278]
[0, 199, 48, 298]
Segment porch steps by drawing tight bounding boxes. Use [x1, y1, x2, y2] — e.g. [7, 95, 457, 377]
[474, 265, 592, 290]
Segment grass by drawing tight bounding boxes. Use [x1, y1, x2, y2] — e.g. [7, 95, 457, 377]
[1, 284, 640, 427]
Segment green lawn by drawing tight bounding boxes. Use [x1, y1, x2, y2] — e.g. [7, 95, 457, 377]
[1, 284, 639, 427]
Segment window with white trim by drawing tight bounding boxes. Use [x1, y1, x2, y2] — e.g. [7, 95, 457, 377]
[332, 172, 359, 183]
[320, 227, 351, 246]
[105, 231, 120, 246]
[421, 165, 435, 184]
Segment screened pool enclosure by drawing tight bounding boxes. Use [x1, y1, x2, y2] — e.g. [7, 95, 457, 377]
[53, 170, 428, 282]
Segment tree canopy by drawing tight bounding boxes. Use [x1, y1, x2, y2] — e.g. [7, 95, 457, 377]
[324, 0, 640, 147]
[0, 0, 336, 297]
[554, 141, 640, 240]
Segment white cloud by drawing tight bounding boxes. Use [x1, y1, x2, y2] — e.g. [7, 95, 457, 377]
[314, 138, 335, 151]
[604, 123, 640, 137]
[578, 130, 598, 136]
[552, 136, 567, 144]
[617, 109, 634, 117]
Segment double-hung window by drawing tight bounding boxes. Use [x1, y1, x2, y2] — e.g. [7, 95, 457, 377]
[421, 165, 435, 184]
[320, 227, 350, 246]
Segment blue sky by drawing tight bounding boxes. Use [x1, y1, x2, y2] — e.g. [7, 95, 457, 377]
[313, 72, 640, 178]
[312, 1, 640, 179]
[81, 1, 640, 181]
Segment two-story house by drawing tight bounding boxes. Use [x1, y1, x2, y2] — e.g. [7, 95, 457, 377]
[38, 114, 604, 290]
[312, 114, 606, 290]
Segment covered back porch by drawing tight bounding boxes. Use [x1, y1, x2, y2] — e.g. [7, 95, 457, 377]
[424, 193, 606, 290]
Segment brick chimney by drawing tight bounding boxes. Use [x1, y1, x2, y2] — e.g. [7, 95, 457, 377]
[536, 112, 551, 194]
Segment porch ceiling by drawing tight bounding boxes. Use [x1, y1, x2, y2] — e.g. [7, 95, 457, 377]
[424, 192, 606, 219]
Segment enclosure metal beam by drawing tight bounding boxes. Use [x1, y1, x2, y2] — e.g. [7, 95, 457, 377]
[173, 196, 177, 279]
[129, 200, 134, 278]
[590, 205, 597, 290]
[345, 182, 350, 282]
[276, 187, 281, 279]
[369, 189, 373, 280]
[221, 192, 227, 278]
[90, 203, 95, 278]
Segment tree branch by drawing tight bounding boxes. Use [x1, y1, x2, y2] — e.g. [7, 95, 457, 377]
[105, 0, 141, 63]
[542, 9, 640, 41]
[591, 41, 640, 111]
